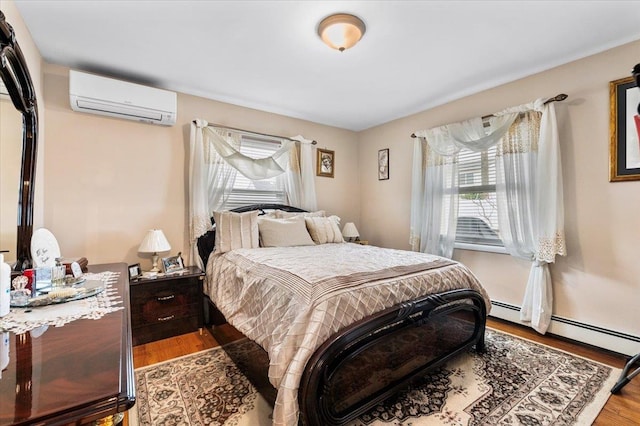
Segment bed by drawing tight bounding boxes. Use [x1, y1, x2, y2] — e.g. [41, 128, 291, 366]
[197, 204, 489, 426]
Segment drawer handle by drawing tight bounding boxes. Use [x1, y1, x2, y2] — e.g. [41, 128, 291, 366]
[158, 315, 175, 322]
[157, 295, 175, 301]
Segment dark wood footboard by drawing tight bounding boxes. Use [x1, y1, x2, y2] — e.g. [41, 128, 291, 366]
[204, 295, 227, 326]
[298, 289, 487, 426]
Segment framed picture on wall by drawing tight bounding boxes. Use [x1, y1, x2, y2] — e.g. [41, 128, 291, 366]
[316, 148, 335, 178]
[378, 148, 389, 180]
[609, 76, 640, 182]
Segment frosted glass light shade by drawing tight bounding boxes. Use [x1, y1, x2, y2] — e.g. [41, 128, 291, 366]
[138, 229, 171, 272]
[342, 222, 359, 241]
[318, 14, 366, 52]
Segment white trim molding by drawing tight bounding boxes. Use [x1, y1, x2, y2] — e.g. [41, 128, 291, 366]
[491, 300, 640, 357]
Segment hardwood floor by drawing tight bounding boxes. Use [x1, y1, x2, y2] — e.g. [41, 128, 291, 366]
[128, 318, 640, 425]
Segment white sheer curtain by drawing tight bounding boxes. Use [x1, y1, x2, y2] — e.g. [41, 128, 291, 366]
[291, 135, 318, 211]
[410, 112, 519, 257]
[410, 139, 458, 257]
[188, 120, 317, 268]
[495, 102, 565, 334]
[411, 99, 565, 334]
[204, 125, 293, 179]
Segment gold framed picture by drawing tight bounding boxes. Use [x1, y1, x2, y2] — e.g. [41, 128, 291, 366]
[609, 76, 640, 182]
[316, 148, 335, 178]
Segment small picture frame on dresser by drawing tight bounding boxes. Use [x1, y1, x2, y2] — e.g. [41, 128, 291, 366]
[162, 255, 184, 274]
[128, 263, 142, 281]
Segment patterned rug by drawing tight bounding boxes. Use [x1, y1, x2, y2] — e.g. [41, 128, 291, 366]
[130, 329, 620, 426]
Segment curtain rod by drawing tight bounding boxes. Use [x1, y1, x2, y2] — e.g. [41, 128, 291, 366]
[410, 93, 568, 138]
[194, 120, 317, 145]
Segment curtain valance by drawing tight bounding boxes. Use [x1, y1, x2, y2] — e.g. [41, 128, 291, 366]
[413, 99, 545, 157]
[198, 121, 293, 180]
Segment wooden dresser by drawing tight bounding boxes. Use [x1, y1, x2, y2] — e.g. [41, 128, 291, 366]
[0, 263, 135, 425]
[129, 266, 204, 345]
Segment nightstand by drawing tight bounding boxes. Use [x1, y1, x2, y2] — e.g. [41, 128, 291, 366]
[129, 266, 204, 345]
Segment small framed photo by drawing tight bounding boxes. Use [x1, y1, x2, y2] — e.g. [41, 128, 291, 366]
[128, 263, 142, 281]
[609, 76, 640, 181]
[378, 148, 389, 180]
[316, 148, 335, 178]
[161, 255, 184, 274]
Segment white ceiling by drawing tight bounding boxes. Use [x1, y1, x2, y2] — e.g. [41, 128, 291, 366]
[14, 0, 640, 131]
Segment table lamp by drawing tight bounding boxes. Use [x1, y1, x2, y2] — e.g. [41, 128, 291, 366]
[138, 229, 171, 272]
[342, 222, 360, 242]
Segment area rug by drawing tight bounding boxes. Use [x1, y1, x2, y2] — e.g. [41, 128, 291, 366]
[130, 329, 620, 426]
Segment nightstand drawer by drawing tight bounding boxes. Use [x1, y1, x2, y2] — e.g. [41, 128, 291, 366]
[132, 315, 201, 345]
[130, 280, 199, 305]
[133, 301, 199, 326]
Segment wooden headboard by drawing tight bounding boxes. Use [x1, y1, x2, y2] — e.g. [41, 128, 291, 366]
[196, 204, 308, 268]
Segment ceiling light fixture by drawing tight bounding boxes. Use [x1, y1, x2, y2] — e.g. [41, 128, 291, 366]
[317, 13, 366, 52]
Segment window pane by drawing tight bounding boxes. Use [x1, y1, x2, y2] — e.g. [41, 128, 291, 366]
[456, 146, 503, 247]
[457, 190, 502, 246]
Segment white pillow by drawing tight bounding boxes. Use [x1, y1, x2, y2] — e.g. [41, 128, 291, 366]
[257, 216, 315, 247]
[305, 216, 344, 244]
[260, 210, 279, 219]
[213, 210, 259, 254]
[274, 210, 325, 219]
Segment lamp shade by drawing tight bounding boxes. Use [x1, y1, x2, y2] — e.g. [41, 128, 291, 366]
[342, 222, 359, 240]
[138, 229, 171, 254]
[318, 13, 366, 52]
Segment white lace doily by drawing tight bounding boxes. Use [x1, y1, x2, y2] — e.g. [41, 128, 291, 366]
[0, 271, 124, 335]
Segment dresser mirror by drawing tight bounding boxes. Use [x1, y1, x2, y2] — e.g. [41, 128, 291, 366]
[0, 12, 39, 272]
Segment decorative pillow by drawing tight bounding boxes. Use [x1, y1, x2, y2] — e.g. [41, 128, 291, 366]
[274, 210, 325, 219]
[260, 210, 279, 219]
[257, 216, 315, 247]
[304, 216, 344, 244]
[213, 210, 259, 254]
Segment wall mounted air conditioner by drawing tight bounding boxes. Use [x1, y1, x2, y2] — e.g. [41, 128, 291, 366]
[69, 70, 177, 126]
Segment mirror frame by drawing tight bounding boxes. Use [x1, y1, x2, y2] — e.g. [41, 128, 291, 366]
[0, 11, 39, 272]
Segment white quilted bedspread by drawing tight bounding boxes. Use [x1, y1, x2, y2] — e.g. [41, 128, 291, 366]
[205, 243, 490, 426]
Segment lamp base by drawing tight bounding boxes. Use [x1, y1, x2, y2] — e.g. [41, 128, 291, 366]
[150, 253, 160, 273]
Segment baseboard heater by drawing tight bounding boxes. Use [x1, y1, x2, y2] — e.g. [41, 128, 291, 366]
[490, 300, 640, 357]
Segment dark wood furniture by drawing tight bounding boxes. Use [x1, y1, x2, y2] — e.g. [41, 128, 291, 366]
[197, 204, 487, 426]
[0, 12, 39, 273]
[300, 290, 485, 425]
[129, 266, 204, 345]
[0, 263, 135, 425]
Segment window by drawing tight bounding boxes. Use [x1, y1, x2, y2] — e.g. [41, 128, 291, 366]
[456, 146, 503, 249]
[221, 135, 286, 210]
